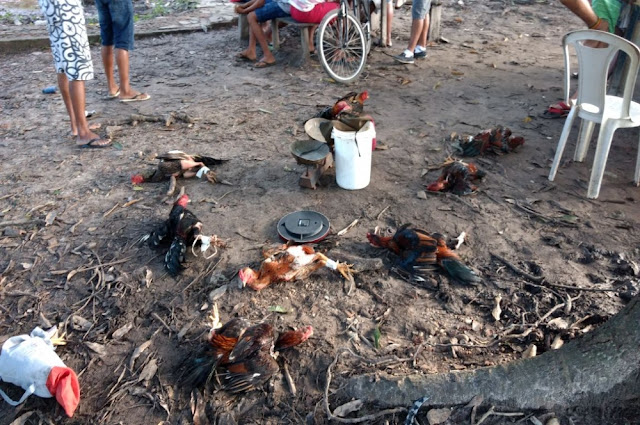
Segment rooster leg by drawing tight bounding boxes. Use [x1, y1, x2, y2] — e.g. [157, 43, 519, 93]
[167, 175, 177, 196]
[316, 253, 355, 280]
[183, 170, 198, 178]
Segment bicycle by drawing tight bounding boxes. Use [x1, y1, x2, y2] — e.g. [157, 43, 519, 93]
[316, 0, 372, 84]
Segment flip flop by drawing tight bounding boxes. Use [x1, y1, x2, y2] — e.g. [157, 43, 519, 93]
[120, 93, 151, 103]
[107, 89, 120, 99]
[235, 52, 257, 62]
[78, 137, 112, 149]
[541, 101, 571, 119]
[254, 60, 276, 69]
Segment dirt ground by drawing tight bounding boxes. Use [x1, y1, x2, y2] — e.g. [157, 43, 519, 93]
[1, 1, 640, 424]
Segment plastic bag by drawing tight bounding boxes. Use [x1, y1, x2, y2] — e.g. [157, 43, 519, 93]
[0, 327, 80, 417]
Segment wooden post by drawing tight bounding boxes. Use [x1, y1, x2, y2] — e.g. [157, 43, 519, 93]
[238, 14, 249, 41]
[428, 1, 442, 42]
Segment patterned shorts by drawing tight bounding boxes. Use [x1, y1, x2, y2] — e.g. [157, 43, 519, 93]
[39, 0, 94, 81]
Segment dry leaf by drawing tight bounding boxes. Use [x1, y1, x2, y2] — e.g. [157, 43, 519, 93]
[427, 408, 452, 424]
[85, 341, 107, 357]
[72, 315, 93, 331]
[333, 399, 363, 417]
[112, 323, 133, 340]
[523, 116, 533, 123]
[522, 344, 537, 358]
[130, 340, 153, 369]
[550, 335, 564, 350]
[138, 358, 158, 384]
[491, 295, 502, 322]
[208, 284, 228, 302]
[45, 211, 57, 226]
[451, 70, 464, 76]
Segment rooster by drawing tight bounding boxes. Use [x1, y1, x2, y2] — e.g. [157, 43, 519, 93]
[367, 224, 481, 285]
[426, 159, 486, 195]
[182, 308, 313, 393]
[146, 194, 224, 276]
[453, 126, 525, 157]
[239, 244, 355, 291]
[317, 91, 369, 120]
[131, 151, 228, 195]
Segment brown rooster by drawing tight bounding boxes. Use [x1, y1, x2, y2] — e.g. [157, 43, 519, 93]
[239, 244, 354, 291]
[426, 159, 486, 195]
[131, 150, 228, 194]
[453, 126, 525, 157]
[367, 224, 481, 285]
[182, 308, 313, 393]
[317, 91, 369, 120]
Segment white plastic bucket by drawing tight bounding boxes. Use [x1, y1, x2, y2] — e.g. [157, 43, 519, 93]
[332, 120, 375, 190]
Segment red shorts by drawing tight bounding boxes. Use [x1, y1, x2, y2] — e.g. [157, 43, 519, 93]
[290, 2, 339, 23]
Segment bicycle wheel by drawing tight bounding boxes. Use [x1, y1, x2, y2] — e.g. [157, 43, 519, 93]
[317, 8, 367, 84]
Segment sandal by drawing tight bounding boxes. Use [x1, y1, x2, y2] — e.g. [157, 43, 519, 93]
[254, 60, 276, 68]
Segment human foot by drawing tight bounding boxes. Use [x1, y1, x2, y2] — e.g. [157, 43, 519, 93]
[254, 59, 276, 68]
[236, 51, 257, 62]
[77, 137, 112, 149]
[120, 92, 151, 102]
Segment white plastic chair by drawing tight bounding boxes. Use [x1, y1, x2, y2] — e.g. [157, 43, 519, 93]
[548, 29, 640, 199]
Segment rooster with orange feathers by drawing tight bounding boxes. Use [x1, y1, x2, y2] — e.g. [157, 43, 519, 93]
[239, 244, 355, 291]
[367, 224, 481, 285]
[182, 306, 313, 393]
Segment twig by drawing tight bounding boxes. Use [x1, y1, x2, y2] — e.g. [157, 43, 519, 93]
[282, 361, 297, 396]
[182, 258, 222, 293]
[0, 219, 44, 228]
[323, 348, 407, 423]
[475, 405, 524, 425]
[544, 281, 618, 292]
[490, 252, 544, 283]
[337, 219, 359, 236]
[376, 206, 390, 220]
[103, 203, 120, 218]
[152, 312, 173, 334]
[122, 199, 143, 208]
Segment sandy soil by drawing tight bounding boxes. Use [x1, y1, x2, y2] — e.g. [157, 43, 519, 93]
[1, 1, 640, 424]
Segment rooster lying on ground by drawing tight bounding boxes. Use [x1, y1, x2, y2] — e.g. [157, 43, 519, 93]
[453, 126, 525, 157]
[131, 150, 228, 195]
[367, 224, 481, 285]
[182, 306, 313, 393]
[426, 159, 486, 195]
[145, 194, 224, 276]
[239, 244, 355, 291]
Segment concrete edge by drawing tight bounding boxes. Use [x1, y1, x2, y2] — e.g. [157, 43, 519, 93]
[0, 17, 238, 55]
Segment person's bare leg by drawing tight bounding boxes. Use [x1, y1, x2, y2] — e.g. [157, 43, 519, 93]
[239, 18, 259, 60]
[57, 73, 77, 136]
[69, 80, 104, 145]
[418, 14, 429, 47]
[101, 45, 118, 96]
[116, 48, 147, 100]
[249, 13, 275, 64]
[406, 18, 424, 52]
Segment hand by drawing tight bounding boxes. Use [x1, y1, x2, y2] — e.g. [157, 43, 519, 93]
[594, 18, 609, 32]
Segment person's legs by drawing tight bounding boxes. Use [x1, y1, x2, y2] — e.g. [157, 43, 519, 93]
[69, 80, 106, 145]
[393, 0, 428, 63]
[251, 12, 276, 65]
[108, 0, 148, 100]
[101, 45, 118, 96]
[57, 73, 76, 135]
[238, 11, 260, 60]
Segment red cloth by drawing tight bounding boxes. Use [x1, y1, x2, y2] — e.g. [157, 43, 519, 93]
[46, 366, 80, 417]
[291, 2, 339, 23]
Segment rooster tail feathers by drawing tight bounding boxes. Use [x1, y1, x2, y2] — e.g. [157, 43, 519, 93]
[192, 155, 228, 167]
[440, 258, 481, 285]
[165, 238, 187, 276]
[180, 355, 219, 389]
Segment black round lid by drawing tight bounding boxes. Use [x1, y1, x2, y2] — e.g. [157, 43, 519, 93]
[277, 210, 330, 244]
